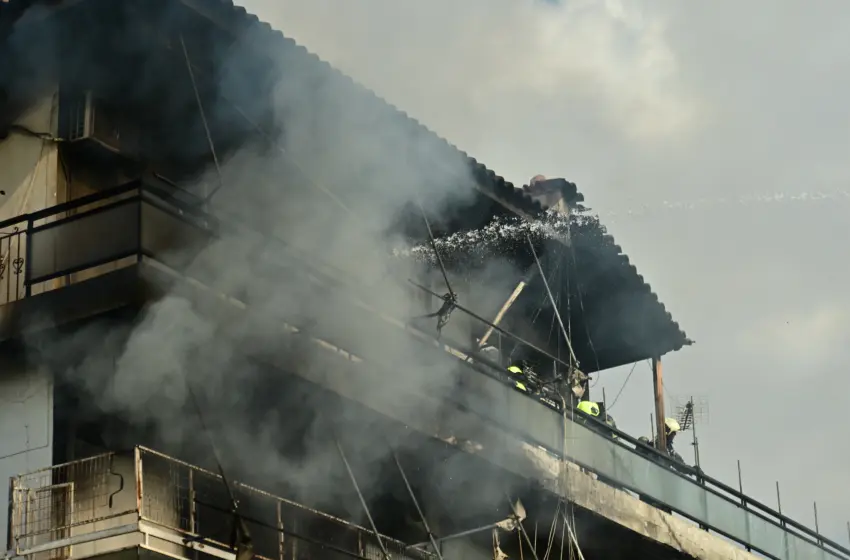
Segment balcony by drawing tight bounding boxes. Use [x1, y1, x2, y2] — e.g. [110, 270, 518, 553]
[0, 180, 216, 338]
[6, 447, 430, 560]
[1, 182, 848, 560]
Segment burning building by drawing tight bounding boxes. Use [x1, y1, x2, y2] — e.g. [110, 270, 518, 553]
[0, 1, 848, 559]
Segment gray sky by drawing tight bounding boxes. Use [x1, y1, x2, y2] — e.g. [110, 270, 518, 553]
[235, 0, 850, 543]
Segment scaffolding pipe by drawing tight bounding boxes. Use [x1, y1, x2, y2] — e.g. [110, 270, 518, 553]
[479, 270, 536, 348]
[508, 497, 540, 560]
[410, 522, 503, 549]
[392, 451, 444, 560]
[336, 440, 390, 560]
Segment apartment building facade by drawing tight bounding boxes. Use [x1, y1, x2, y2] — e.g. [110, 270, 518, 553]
[1, 1, 847, 559]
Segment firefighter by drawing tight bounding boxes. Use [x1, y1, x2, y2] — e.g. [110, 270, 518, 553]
[478, 341, 502, 367]
[638, 418, 697, 476]
[576, 400, 600, 418]
[655, 418, 685, 464]
[507, 365, 530, 394]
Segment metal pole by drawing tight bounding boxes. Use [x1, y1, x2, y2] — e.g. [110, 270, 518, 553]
[691, 399, 701, 471]
[737, 461, 751, 551]
[651, 357, 666, 452]
[335, 440, 390, 560]
[392, 451, 444, 559]
[602, 388, 608, 414]
[846, 521, 849, 546]
[776, 481, 790, 558]
[508, 497, 540, 560]
[813, 502, 821, 544]
[737, 461, 745, 505]
[410, 522, 503, 549]
[650, 413, 655, 443]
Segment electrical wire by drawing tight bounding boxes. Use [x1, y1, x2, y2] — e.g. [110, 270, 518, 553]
[507, 257, 561, 364]
[407, 194, 458, 334]
[526, 235, 578, 367]
[412, 195, 453, 301]
[184, 378, 254, 560]
[175, 37, 588, 388]
[8, 124, 63, 142]
[410, 279, 574, 372]
[179, 34, 224, 203]
[173, 47, 584, 370]
[184, 381, 237, 506]
[184, 43, 452, 335]
[541, 500, 561, 560]
[506, 494, 540, 560]
[607, 360, 638, 410]
[336, 439, 391, 560]
[566, 242, 600, 373]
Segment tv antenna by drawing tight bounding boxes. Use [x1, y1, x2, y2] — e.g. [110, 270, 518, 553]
[674, 396, 709, 470]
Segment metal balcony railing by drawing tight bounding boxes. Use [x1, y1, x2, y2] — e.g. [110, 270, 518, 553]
[0, 179, 215, 306]
[6, 447, 432, 560]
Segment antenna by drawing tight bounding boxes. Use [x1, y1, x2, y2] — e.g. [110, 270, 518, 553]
[674, 396, 709, 469]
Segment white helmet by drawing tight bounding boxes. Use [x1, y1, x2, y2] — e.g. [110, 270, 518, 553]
[664, 418, 681, 434]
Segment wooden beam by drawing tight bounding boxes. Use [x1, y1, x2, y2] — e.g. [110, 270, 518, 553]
[652, 357, 666, 452]
[478, 268, 538, 348]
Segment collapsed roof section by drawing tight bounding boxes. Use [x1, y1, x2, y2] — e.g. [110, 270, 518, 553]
[0, 0, 690, 370]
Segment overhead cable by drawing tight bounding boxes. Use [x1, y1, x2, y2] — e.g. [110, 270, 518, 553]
[407, 193, 458, 334]
[180, 34, 225, 204]
[412, 196, 454, 300]
[542, 500, 561, 560]
[506, 495, 540, 560]
[409, 279, 574, 372]
[184, 380, 254, 560]
[336, 439, 391, 560]
[566, 242, 600, 372]
[506, 258, 560, 365]
[526, 235, 578, 368]
[392, 450, 444, 560]
[608, 360, 638, 410]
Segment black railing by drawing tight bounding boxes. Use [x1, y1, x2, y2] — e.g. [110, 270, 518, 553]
[0, 225, 25, 303]
[0, 179, 215, 305]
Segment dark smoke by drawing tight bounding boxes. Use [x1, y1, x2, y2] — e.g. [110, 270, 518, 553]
[14, 0, 537, 529]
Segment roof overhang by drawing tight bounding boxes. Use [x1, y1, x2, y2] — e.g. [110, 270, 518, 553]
[0, 0, 690, 371]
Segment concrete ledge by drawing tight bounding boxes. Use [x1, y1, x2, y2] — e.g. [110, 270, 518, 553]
[0, 259, 767, 560]
[521, 445, 759, 560]
[0, 264, 145, 343]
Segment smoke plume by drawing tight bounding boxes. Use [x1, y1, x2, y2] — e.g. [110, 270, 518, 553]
[16, 0, 538, 529]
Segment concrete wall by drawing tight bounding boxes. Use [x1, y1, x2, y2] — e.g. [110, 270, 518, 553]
[0, 356, 53, 553]
[0, 91, 61, 305]
[0, 89, 142, 305]
[0, 91, 61, 223]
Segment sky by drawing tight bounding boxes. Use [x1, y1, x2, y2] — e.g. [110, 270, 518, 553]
[235, 0, 850, 544]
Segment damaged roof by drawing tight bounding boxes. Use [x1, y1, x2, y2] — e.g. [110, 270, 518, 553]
[0, 0, 690, 368]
